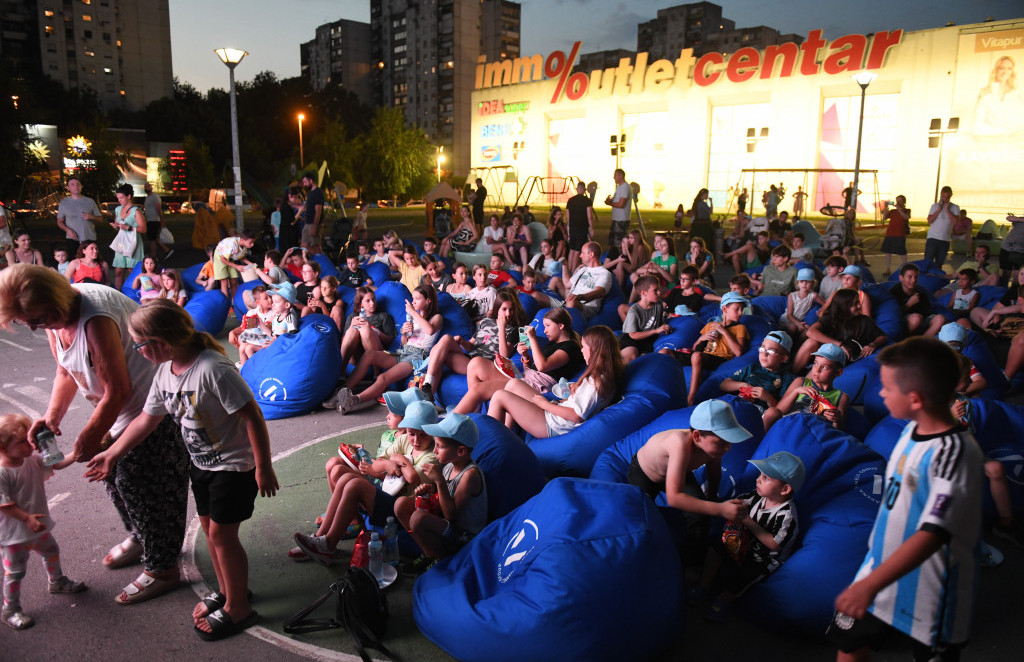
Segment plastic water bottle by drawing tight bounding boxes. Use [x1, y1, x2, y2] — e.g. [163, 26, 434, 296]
[355, 447, 372, 464]
[553, 377, 570, 399]
[35, 428, 64, 467]
[384, 517, 400, 567]
[368, 532, 383, 581]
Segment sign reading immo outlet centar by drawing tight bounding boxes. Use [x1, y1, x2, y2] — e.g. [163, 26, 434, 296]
[474, 29, 903, 104]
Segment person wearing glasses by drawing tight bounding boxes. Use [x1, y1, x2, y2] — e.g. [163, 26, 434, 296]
[718, 331, 796, 420]
[0, 264, 190, 606]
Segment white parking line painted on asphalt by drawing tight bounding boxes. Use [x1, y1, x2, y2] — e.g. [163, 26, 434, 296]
[0, 389, 41, 419]
[15, 384, 53, 404]
[0, 338, 33, 352]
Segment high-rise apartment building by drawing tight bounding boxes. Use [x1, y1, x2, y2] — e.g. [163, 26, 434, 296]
[638, 2, 801, 59]
[26, 0, 173, 111]
[300, 18, 373, 102]
[371, 0, 520, 178]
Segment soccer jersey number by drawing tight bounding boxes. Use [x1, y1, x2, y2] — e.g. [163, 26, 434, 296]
[883, 476, 901, 510]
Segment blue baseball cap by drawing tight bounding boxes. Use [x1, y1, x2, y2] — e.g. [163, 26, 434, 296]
[749, 451, 806, 493]
[938, 322, 968, 345]
[812, 343, 847, 367]
[841, 265, 862, 278]
[674, 304, 697, 316]
[720, 292, 748, 310]
[382, 387, 429, 417]
[763, 330, 793, 354]
[269, 281, 297, 305]
[422, 413, 479, 449]
[398, 400, 438, 431]
[797, 268, 815, 282]
[690, 399, 752, 444]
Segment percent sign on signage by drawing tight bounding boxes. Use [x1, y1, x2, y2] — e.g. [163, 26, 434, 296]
[547, 41, 587, 104]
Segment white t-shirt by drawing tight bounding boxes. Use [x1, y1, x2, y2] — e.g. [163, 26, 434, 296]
[611, 182, 632, 222]
[0, 455, 53, 545]
[927, 201, 960, 241]
[569, 265, 613, 317]
[484, 225, 505, 244]
[144, 350, 256, 471]
[544, 376, 610, 436]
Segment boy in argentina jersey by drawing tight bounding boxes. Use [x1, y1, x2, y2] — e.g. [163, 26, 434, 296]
[828, 337, 982, 662]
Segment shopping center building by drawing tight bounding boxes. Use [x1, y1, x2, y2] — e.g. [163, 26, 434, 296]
[470, 18, 1024, 219]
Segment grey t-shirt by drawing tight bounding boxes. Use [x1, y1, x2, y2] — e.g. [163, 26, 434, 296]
[57, 196, 100, 241]
[623, 301, 665, 334]
[144, 192, 162, 225]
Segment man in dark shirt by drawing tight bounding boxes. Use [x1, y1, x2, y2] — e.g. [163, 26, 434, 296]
[301, 171, 325, 253]
[566, 180, 595, 273]
[472, 178, 487, 226]
[889, 263, 944, 336]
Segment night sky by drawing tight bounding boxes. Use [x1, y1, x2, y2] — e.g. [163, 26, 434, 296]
[170, 0, 1021, 93]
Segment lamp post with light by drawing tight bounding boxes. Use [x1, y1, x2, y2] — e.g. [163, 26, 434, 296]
[297, 113, 305, 166]
[850, 71, 877, 213]
[214, 47, 247, 232]
[437, 147, 444, 183]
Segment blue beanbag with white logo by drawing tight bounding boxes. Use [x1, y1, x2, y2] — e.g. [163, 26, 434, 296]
[413, 477, 683, 662]
[184, 290, 230, 336]
[241, 314, 341, 419]
[526, 352, 685, 478]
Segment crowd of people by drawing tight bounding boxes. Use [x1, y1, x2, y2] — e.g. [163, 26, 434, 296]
[0, 169, 1022, 662]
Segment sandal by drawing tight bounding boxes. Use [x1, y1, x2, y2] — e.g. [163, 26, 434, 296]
[115, 572, 181, 605]
[195, 589, 255, 621]
[102, 536, 143, 569]
[3, 608, 34, 630]
[195, 608, 259, 642]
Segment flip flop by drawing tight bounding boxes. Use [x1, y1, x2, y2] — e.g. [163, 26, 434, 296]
[115, 572, 181, 605]
[197, 589, 255, 615]
[102, 537, 143, 569]
[195, 608, 259, 642]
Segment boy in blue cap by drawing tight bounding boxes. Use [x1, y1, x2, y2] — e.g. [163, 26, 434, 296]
[720, 330, 796, 418]
[764, 343, 849, 431]
[629, 399, 753, 563]
[691, 450, 805, 622]
[395, 413, 487, 566]
[686, 292, 751, 406]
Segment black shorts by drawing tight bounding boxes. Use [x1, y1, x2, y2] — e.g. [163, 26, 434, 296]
[999, 248, 1024, 272]
[145, 222, 161, 241]
[826, 611, 965, 661]
[190, 465, 258, 524]
[367, 486, 398, 527]
[568, 227, 588, 252]
[880, 236, 907, 255]
[627, 453, 665, 501]
[619, 334, 656, 355]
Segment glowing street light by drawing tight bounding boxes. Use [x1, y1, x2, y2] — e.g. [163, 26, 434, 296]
[215, 47, 248, 232]
[297, 113, 305, 166]
[850, 70, 877, 212]
[437, 146, 445, 183]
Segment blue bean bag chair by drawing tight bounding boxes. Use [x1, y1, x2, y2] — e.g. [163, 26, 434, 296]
[363, 260, 392, 287]
[120, 262, 145, 302]
[310, 253, 339, 279]
[241, 314, 342, 420]
[531, 306, 586, 338]
[526, 352, 686, 478]
[587, 277, 625, 331]
[654, 314, 706, 352]
[517, 292, 539, 322]
[373, 281, 413, 351]
[232, 280, 263, 319]
[413, 478, 683, 662]
[885, 260, 950, 292]
[437, 291, 473, 339]
[184, 290, 231, 336]
[590, 395, 766, 495]
[181, 262, 206, 293]
[750, 295, 787, 324]
[468, 414, 546, 520]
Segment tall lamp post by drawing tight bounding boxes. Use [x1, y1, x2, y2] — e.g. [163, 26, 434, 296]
[928, 117, 959, 202]
[437, 146, 444, 183]
[297, 113, 305, 166]
[215, 47, 247, 232]
[850, 71, 877, 213]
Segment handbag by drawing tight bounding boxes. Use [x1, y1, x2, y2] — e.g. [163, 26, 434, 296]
[159, 226, 174, 244]
[110, 228, 137, 255]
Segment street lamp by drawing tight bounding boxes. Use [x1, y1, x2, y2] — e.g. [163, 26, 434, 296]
[214, 47, 247, 232]
[297, 113, 305, 166]
[746, 127, 769, 209]
[850, 70, 877, 213]
[928, 117, 959, 202]
[437, 146, 444, 183]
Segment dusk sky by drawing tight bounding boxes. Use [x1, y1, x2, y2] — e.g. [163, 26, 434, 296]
[170, 0, 1021, 93]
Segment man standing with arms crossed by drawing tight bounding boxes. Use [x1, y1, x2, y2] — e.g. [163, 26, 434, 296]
[605, 168, 632, 250]
[55, 177, 100, 258]
[472, 177, 487, 227]
[566, 180, 595, 273]
[925, 186, 959, 271]
[300, 172, 324, 254]
[144, 183, 172, 260]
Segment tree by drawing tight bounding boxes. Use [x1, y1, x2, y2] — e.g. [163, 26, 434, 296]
[307, 119, 355, 188]
[355, 107, 433, 201]
[181, 134, 215, 199]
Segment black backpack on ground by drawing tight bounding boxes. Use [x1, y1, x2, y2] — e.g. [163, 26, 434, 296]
[283, 566, 397, 662]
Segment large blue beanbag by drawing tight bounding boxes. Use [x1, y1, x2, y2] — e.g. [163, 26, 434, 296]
[517, 292, 539, 322]
[310, 253, 339, 279]
[751, 295, 787, 323]
[590, 395, 766, 496]
[373, 281, 412, 351]
[467, 414, 546, 520]
[526, 352, 686, 478]
[886, 260, 949, 292]
[587, 277, 625, 331]
[437, 291, 473, 339]
[120, 262, 144, 302]
[181, 262, 205, 293]
[232, 280, 263, 318]
[241, 314, 342, 420]
[531, 306, 586, 337]
[184, 290, 230, 336]
[833, 352, 880, 406]
[655, 314, 705, 352]
[336, 285, 356, 311]
[738, 414, 885, 637]
[363, 260, 391, 287]
[413, 478, 683, 662]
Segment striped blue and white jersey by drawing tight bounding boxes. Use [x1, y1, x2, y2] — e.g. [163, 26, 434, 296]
[855, 422, 982, 646]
